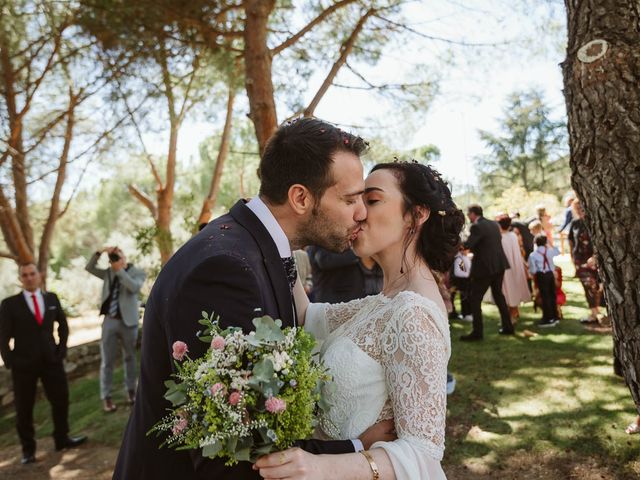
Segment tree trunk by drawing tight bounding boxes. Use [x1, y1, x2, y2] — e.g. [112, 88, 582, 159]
[37, 90, 76, 279]
[156, 122, 178, 265]
[1, 39, 35, 255]
[197, 87, 235, 226]
[562, 0, 640, 412]
[243, 0, 277, 154]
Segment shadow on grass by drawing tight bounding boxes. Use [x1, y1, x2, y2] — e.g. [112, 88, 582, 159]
[446, 283, 639, 478]
[0, 366, 132, 450]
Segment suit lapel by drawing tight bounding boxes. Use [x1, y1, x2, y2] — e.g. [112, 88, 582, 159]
[42, 292, 53, 325]
[18, 293, 40, 327]
[229, 200, 294, 326]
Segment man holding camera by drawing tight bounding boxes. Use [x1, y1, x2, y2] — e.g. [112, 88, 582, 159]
[86, 247, 145, 412]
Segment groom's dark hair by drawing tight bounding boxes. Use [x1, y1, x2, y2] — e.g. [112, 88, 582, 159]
[258, 118, 368, 205]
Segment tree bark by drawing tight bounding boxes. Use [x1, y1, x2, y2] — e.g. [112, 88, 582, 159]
[156, 121, 178, 265]
[562, 0, 640, 412]
[197, 87, 236, 226]
[1, 37, 34, 253]
[37, 89, 77, 278]
[243, 0, 277, 154]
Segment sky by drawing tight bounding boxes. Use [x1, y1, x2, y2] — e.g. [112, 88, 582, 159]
[145, 1, 568, 191]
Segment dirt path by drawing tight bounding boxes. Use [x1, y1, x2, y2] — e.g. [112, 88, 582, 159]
[0, 438, 117, 479]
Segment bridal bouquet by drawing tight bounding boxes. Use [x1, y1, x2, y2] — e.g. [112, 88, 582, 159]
[148, 311, 332, 465]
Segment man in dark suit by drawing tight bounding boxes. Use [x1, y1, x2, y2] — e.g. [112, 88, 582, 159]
[510, 213, 535, 260]
[460, 204, 513, 341]
[308, 246, 383, 303]
[0, 263, 87, 465]
[114, 119, 394, 479]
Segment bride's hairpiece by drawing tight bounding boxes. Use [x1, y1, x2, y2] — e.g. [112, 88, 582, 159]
[438, 210, 446, 216]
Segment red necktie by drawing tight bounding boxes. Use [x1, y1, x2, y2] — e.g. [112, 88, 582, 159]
[31, 294, 43, 326]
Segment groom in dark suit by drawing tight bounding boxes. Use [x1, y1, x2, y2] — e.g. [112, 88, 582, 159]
[114, 119, 392, 479]
[460, 204, 513, 341]
[0, 263, 87, 465]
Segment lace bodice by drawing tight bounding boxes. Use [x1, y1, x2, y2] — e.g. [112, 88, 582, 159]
[305, 291, 451, 468]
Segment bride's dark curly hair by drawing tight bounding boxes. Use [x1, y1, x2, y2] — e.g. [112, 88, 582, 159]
[370, 161, 465, 273]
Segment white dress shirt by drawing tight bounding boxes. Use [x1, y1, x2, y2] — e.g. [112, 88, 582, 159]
[22, 288, 45, 318]
[246, 197, 363, 452]
[246, 196, 292, 258]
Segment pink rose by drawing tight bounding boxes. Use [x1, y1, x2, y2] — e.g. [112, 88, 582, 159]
[211, 336, 225, 350]
[172, 341, 188, 361]
[265, 396, 286, 414]
[210, 383, 225, 396]
[228, 391, 242, 406]
[172, 417, 188, 435]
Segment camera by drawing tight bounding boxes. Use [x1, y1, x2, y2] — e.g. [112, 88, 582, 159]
[108, 250, 121, 263]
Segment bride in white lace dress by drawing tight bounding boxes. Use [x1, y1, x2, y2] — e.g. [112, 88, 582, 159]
[255, 162, 465, 480]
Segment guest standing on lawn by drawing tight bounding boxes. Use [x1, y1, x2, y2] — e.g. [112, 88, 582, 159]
[0, 263, 87, 465]
[496, 214, 531, 323]
[567, 199, 605, 324]
[86, 247, 146, 412]
[460, 204, 513, 341]
[528, 235, 560, 328]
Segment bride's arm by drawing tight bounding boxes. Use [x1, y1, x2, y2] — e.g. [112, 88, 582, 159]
[297, 282, 370, 337]
[293, 276, 310, 325]
[370, 302, 449, 479]
[254, 447, 396, 480]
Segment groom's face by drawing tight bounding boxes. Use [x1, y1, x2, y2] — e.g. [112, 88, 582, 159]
[298, 150, 366, 252]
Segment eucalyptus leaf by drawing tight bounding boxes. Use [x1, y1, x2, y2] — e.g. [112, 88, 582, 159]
[252, 358, 274, 382]
[234, 447, 251, 462]
[202, 440, 222, 458]
[227, 435, 238, 452]
[165, 387, 187, 406]
[252, 316, 285, 343]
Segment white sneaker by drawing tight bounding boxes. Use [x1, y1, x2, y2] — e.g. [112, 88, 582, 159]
[462, 315, 473, 322]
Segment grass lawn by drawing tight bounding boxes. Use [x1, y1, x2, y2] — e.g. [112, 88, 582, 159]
[445, 257, 640, 478]
[0, 256, 638, 478]
[0, 366, 133, 450]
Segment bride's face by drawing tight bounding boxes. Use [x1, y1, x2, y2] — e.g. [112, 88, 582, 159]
[353, 169, 411, 258]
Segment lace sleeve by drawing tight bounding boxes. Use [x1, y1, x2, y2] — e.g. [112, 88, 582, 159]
[304, 296, 370, 341]
[379, 300, 450, 461]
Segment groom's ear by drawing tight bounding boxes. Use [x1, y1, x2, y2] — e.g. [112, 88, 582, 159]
[287, 184, 314, 215]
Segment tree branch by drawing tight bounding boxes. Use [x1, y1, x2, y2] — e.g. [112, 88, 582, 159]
[38, 87, 77, 273]
[0, 251, 18, 260]
[271, 0, 358, 56]
[0, 184, 33, 263]
[374, 14, 512, 47]
[303, 8, 375, 118]
[128, 184, 158, 219]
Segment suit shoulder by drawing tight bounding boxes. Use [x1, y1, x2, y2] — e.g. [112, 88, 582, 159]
[192, 252, 255, 274]
[2, 293, 23, 305]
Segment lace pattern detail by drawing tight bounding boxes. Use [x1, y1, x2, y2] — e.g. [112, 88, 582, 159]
[380, 300, 449, 460]
[317, 292, 450, 459]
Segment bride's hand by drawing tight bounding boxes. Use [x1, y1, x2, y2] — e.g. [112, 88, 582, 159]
[359, 418, 397, 449]
[254, 447, 324, 480]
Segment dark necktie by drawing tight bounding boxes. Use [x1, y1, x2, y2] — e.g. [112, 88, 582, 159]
[281, 256, 298, 291]
[108, 277, 120, 318]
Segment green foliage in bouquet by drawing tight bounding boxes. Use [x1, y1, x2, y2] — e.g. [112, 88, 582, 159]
[148, 311, 333, 465]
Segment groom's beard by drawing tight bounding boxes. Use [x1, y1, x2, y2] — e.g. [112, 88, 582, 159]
[295, 206, 357, 253]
